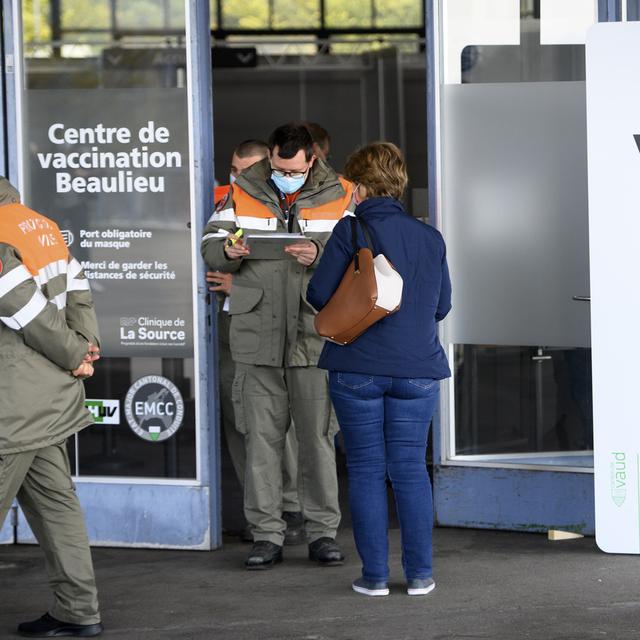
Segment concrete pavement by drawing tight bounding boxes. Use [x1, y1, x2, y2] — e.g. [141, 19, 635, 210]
[1, 527, 639, 639]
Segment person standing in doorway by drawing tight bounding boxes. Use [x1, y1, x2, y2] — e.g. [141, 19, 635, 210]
[307, 143, 452, 597]
[303, 122, 331, 163]
[0, 176, 103, 636]
[207, 139, 305, 545]
[201, 123, 354, 570]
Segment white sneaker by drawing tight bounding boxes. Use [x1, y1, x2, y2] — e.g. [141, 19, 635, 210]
[407, 577, 435, 596]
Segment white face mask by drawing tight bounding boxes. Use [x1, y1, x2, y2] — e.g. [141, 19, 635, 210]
[229, 173, 237, 184]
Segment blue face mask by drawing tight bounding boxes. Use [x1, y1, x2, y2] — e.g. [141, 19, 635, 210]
[271, 172, 306, 194]
[229, 173, 237, 184]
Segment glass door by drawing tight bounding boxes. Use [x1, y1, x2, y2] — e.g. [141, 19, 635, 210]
[431, 0, 603, 533]
[4, 0, 217, 548]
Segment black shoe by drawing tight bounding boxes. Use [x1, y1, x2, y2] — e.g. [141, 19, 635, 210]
[283, 511, 305, 546]
[18, 613, 103, 637]
[244, 541, 283, 570]
[308, 537, 345, 566]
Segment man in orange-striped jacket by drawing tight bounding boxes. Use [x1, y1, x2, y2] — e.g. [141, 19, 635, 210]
[0, 176, 103, 637]
[201, 123, 355, 570]
[208, 140, 308, 546]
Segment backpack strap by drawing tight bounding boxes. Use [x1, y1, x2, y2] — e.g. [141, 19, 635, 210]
[350, 216, 360, 273]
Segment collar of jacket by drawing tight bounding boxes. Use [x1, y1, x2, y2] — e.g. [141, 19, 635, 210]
[235, 157, 346, 207]
[355, 197, 405, 216]
[0, 177, 20, 205]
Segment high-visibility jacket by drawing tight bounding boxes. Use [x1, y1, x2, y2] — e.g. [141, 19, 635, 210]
[214, 184, 230, 208]
[0, 198, 100, 455]
[201, 158, 355, 367]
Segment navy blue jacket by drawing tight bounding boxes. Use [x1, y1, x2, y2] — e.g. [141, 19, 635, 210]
[307, 197, 451, 379]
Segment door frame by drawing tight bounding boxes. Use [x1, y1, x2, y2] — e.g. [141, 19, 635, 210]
[425, 0, 620, 534]
[2, 0, 220, 549]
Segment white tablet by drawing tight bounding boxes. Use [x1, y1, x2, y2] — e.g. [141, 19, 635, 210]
[243, 233, 307, 260]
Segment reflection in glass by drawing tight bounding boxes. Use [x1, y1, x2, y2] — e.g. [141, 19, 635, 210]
[374, 0, 422, 28]
[20, 0, 196, 479]
[454, 346, 593, 456]
[221, 0, 269, 29]
[325, 0, 373, 28]
[441, 7, 594, 464]
[273, 0, 320, 29]
[62, 0, 111, 31]
[115, 0, 186, 30]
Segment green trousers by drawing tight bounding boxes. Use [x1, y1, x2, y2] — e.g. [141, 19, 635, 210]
[0, 440, 100, 625]
[232, 362, 341, 546]
[218, 313, 300, 512]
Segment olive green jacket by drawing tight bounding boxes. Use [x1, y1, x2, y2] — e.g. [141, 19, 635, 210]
[201, 159, 354, 367]
[0, 184, 100, 454]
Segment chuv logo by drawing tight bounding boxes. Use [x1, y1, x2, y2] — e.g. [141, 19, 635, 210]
[60, 229, 75, 247]
[124, 375, 184, 443]
[85, 399, 119, 425]
[610, 452, 627, 507]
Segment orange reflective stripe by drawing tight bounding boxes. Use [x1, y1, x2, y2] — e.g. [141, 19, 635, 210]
[233, 178, 354, 222]
[0, 203, 68, 275]
[300, 177, 354, 220]
[214, 184, 230, 207]
[232, 184, 277, 219]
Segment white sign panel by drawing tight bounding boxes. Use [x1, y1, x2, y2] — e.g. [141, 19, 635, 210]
[540, 0, 598, 45]
[586, 22, 640, 554]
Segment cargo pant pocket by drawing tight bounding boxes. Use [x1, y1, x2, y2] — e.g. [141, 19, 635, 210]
[231, 370, 248, 436]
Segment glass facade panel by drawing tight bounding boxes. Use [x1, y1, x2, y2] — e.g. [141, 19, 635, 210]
[210, 0, 218, 29]
[221, 0, 270, 29]
[20, 0, 197, 479]
[439, 1, 596, 462]
[273, 0, 321, 29]
[454, 346, 593, 456]
[23, 1, 50, 41]
[62, 0, 111, 31]
[325, 0, 373, 28]
[374, 0, 422, 28]
[442, 81, 590, 348]
[115, 0, 185, 30]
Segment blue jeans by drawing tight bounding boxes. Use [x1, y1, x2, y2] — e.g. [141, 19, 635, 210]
[329, 372, 439, 582]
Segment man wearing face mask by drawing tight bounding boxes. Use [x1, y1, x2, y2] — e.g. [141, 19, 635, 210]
[207, 139, 307, 546]
[214, 140, 269, 207]
[201, 123, 355, 569]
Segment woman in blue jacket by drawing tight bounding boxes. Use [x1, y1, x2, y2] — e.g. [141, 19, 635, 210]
[307, 143, 451, 597]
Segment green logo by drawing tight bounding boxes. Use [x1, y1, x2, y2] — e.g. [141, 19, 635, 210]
[85, 399, 119, 425]
[610, 452, 627, 507]
[124, 376, 184, 443]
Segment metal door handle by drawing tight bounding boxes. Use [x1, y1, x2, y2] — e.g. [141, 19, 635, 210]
[572, 295, 591, 302]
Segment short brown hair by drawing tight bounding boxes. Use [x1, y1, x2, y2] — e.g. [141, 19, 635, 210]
[344, 142, 408, 201]
[304, 122, 330, 152]
[234, 139, 269, 159]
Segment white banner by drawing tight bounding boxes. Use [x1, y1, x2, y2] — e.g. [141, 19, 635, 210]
[586, 22, 640, 554]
